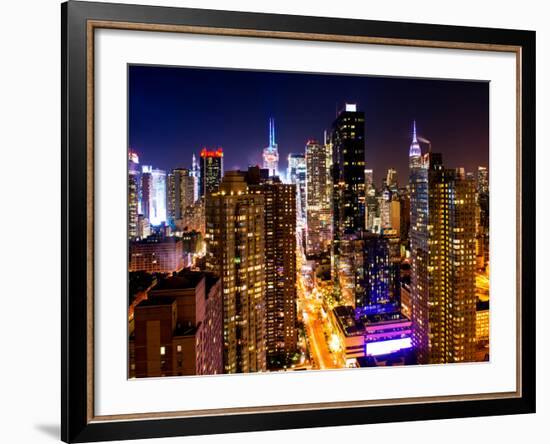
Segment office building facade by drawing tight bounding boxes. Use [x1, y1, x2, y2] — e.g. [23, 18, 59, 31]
[409, 122, 477, 364]
[205, 172, 267, 373]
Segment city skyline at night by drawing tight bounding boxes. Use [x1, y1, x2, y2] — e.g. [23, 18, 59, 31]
[129, 65, 489, 185]
[127, 64, 490, 378]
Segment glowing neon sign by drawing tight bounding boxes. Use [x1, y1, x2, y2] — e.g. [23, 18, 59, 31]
[365, 337, 412, 356]
[200, 147, 224, 158]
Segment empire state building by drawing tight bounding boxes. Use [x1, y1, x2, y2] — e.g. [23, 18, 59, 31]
[262, 118, 279, 177]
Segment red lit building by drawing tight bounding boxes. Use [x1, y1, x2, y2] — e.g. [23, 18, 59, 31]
[199, 147, 223, 197]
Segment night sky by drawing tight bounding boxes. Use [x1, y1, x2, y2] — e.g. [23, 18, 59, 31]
[129, 65, 489, 186]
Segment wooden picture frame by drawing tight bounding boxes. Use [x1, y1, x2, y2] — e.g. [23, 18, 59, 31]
[62, 1, 536, 442]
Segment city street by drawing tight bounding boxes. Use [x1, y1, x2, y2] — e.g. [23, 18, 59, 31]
[297, 255, 342, 370]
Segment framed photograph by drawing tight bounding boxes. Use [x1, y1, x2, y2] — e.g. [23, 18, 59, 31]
[62, 1, 536, 442]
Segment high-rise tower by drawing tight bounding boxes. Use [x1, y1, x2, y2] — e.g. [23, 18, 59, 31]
[191, 153, 200, 202]
[409, 122, 477, 364]
[205, 172, 266, 373]
[128, 151, 140, 239]
[244, 167, 298, 368]
[167, 168, 195, 228]
[141, 165, 167, 226]
[287, 153, 307, 252]
[331, 104, 366, 306]
[306, 139, 331, 255]
[199, 147, 223, 197]
[262, 118, 279, 177]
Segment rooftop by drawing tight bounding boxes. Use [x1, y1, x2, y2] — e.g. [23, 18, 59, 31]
[136, 296, 175, 308]
[131, 235, 180, 245]
[333, 305, 410, 337]
[154, 274, 204, 291]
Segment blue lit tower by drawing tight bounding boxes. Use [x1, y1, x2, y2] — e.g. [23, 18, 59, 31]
[262, 118, 279, 177]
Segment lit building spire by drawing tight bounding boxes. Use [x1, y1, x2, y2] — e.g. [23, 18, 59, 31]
[409, 120, 422, 158]
[269, 117, 276, 147]
[263, 117, 279, 177]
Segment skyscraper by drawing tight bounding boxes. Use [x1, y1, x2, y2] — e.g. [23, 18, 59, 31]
[476, 166, 489, 269]
[141, 165, 167, 226]
[128, 151, 140, 239]
[205, 172, 266, 373]
[365, 168, 374, 191]
[306, 139, 331, 255]
[262, 118, 279, 177]
[379, 187, 392, 230]
[389, 195, 401, 237]
[331, 104, 366, 305]
[167, 172, 175, 225]
[244, 167, 298, 367]
[331, 103, 366, 236]
[199, 148, 223, 197]
[365, 194, 379, 233]
[141, 168, 152, 222]
[409, 122, 477, 364]
[360, 233, 394, 308]
[167, 168, 195, 229]
[477, 166, 489, 194]
[386, 168, 398, 191]
[287, 153, 307, 236]
[191, 153, 200, 202]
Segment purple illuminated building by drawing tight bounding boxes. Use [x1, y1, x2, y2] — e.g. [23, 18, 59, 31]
[330, 306, 414, 367]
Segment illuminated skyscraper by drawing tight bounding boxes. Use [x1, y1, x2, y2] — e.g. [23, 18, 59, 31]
[331, 104, 366, 235]
[262, 118, 279, 177]
[409, 122, 477, 364]
[477, 166, 489, 194]
[287, 153, 307, 235]
[167, 173, 175, 225]
[360, 233, 394, 308]
[379, 187, 392, 230]
[365, 194, 379, 233]
[141, 165, 167, 226]
[244, 167, 297, 367]
[476, 166, 490, 269]
[306, 139, 331, 255]
[167, 168, 195, 228]
[324, 130, 334, 207]
[389, 196, 401, 237]
[141, 169, 152, 222]
[191, 153, 200, 202]
[151, 168, 167, 225]
[386, 168, 398, 190]
[331, 104, 366, 305]
[365, 168, 374, 191]
[128, 151, 140, 239]
[205, 172, 266, 373]
[199, 148, 223, 197]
